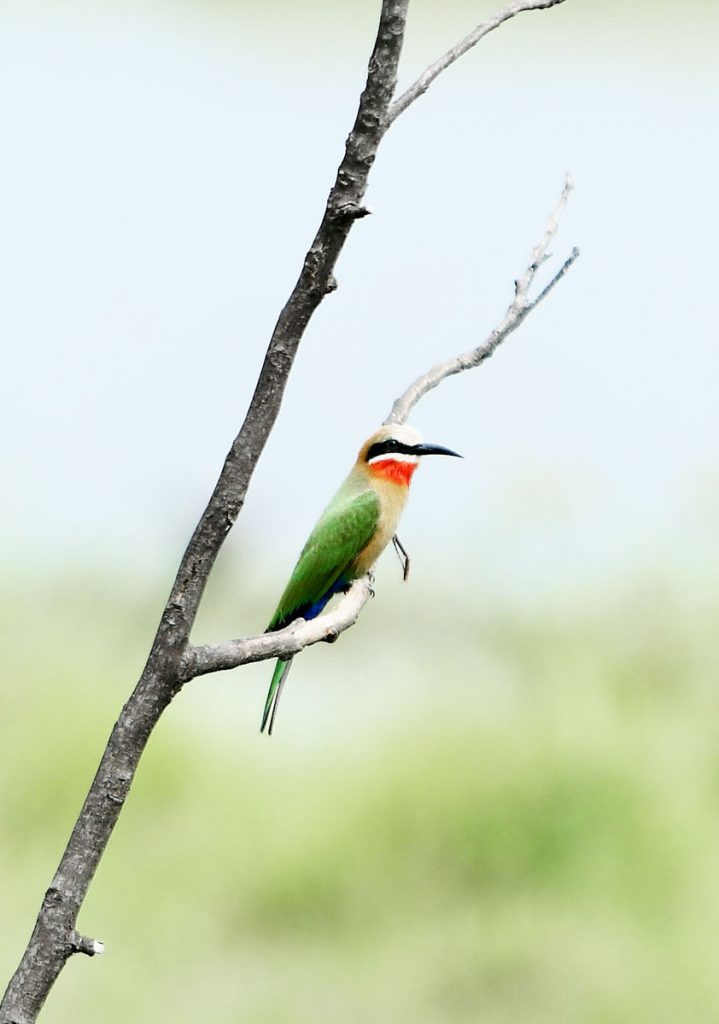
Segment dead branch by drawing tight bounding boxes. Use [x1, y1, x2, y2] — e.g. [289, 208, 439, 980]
[388, 0, 570, 124]
[386, 175, 579, 425]
[185, 577, 373, 679]
[0, 2, 574, 1020]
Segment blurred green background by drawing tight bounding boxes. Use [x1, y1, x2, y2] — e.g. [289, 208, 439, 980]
[2, 0, 719, 1021]
[3, 567, 719, 1022]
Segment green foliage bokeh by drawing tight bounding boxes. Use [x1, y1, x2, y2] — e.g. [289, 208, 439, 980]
[2, 570, 718, 1023]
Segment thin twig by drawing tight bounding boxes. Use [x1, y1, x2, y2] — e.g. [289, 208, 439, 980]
[387, 0, 570, 125]
[1, 2, 576, 1020]
[386, 174, 578, 425]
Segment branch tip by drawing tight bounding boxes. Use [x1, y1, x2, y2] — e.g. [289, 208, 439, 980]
[387, 0, 571, 125]
[386, 175, 578, 424]
[70, 932, 105, 958]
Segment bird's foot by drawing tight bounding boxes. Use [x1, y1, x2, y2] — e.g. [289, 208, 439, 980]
[367, 570, 376, 598]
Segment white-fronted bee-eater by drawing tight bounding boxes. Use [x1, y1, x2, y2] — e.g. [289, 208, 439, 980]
[261, 423, 461, 734]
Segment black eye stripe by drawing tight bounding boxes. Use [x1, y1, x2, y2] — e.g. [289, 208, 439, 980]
[366, 439, 417, 461]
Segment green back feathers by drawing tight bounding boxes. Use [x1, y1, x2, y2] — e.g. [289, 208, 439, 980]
[268, 488, 380, 630]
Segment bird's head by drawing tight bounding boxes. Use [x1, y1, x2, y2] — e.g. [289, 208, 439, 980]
[358, 423, 462, 486]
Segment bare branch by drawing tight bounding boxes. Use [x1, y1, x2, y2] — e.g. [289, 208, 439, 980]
[386, 174, 578, 425]
[388, 0, 570, 125]
[1, 3, 576, 1020]
[185, 577, 373, 679]
[181, 176, 578, 718]
[528, 244, 579, 311]
[0, 4, 410, 1021]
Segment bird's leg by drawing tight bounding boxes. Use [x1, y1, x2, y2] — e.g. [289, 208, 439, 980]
[392, 534, 410, 581]
[367, 569, 376, 598]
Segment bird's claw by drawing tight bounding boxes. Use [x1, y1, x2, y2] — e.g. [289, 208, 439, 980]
[367, 570, 376, 598]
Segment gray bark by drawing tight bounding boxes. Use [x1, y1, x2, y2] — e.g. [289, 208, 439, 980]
[0, 1, 573, 1020]
[0, 4, 410, 1020]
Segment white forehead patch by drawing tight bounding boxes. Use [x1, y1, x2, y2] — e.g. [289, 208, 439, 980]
[376, 423, 422, 447]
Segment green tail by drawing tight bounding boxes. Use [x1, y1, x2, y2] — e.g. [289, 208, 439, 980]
[261, 658, 293, 735]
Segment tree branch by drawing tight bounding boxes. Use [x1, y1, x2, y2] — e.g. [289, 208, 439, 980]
[1, 4, 410, 1021]
[185, 577, 373, 679]
[187, 175, 579, 685]
[387, 0, 570, 125]
[386, 174, 578, 425]
[1, 3, 575, 1021]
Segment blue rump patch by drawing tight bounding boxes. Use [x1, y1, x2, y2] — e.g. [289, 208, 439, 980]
[303, 576, 349, 620]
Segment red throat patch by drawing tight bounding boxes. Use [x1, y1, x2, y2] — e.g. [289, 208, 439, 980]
[368, 458, 418, 486]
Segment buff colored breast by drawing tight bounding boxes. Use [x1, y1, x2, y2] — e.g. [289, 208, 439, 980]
[352, 472, 411, 575]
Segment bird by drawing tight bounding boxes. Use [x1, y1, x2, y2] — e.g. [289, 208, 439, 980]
[261, 422, 461, 734]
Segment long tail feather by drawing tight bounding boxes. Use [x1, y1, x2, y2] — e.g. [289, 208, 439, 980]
[261, 658, 293, 735]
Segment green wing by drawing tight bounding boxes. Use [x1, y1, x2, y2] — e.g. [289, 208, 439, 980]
[268, 489, 380, 630]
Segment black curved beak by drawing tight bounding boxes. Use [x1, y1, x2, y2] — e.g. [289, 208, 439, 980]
[413, 443, 463, 458]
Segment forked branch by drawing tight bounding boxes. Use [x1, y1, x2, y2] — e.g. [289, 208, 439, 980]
[386, 174, 578, 424]
[187, 175, 578, 679]
[1, 2, 574, 1021]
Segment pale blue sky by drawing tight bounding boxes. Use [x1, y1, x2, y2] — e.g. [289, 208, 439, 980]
[2, 0, 718, 600]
